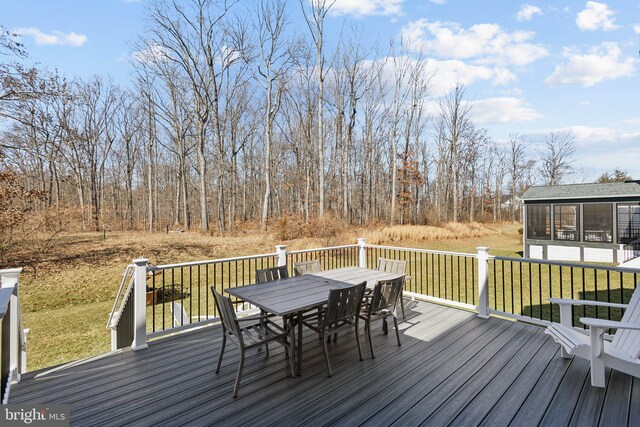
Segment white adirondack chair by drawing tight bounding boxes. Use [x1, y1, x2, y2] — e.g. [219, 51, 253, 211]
[545, 284, 640, 387]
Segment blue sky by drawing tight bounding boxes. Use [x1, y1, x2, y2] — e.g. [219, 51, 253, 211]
[2, 0, 640, 181]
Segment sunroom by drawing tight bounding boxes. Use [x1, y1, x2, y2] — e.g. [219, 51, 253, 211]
[521, 181, 640, 264]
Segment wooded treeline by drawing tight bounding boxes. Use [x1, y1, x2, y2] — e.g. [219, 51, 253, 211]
[0, 0, 575, 236]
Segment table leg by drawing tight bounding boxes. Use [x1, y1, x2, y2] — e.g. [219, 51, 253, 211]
[297, 310, 303, 376]
[287, 315, 296, 377]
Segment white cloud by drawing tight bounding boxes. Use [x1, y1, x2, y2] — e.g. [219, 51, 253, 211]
[429, 0, 446, 4]
[425, 59, 515, 94]
[132, 43, 169, 63]
[634, 24, 640, 34]
[545, 42, 635, 87]
[14, 27, 87, 47]
[330, 0, 403, 16]
[400, 20, 548, 66]
[517, 4, 542, 21]
[579, 100, 592, 106]
[576, 1, 619, 31]
[555, 125, 640, 142]
[470, 97, 542, 124]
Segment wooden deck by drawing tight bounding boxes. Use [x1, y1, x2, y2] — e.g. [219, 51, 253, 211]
[10, 301, 640, 426]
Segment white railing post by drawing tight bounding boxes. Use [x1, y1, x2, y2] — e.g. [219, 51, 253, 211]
[275, 245, 287, 267]
[476, 247, 490, 319]
[110, 320, 119, 352]
[618, 244, 625, 264]
[132, 258, 149, 351]
[1, 268, 23, 381]
[357, 238, 367, 268]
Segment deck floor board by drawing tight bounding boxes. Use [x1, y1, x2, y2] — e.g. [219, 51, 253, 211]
[9, 301, 637, 427]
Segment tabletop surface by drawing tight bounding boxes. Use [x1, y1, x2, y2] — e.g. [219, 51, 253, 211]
[225, 266, 403, 316]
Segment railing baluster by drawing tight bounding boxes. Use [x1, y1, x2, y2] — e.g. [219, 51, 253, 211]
[537, 264, 542, 320]
[493, 259, 498, 311]
[502, 261, 507, 311]
[549, 265, 554, 322]
[472, 257, 476, 305]
[607, 270, 611, 321]
[510, 260, 514, 314]
[152, 272, 156, 333]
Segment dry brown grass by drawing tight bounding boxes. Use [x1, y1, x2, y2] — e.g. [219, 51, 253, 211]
[362, 222, 502, 245]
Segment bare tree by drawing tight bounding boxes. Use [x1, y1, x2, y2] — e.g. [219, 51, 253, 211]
[538, 131, 575, 186]
[143, 0, 236, 233]
[249, 0, 291, 231]
[300, 0, 335, 219]
[437, 85, 472, 222]
[507, 134, 534, 221]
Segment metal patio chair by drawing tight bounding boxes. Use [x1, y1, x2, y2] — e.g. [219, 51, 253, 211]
[211, 287, 293, 397]
[360, 276, 404, 358]
[304, 282, 366, 376]
[256, 265, 289, 283]
[377, 258, 407, 318]
[293, 259, 322, 276]
[293, 259, 325, 322]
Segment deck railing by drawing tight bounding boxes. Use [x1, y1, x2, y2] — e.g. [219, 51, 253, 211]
[109, 238, 640, 351]
[621, 238, 640, 264]
[488, 256, 640, 328]
[0, 268, 27, 404]
[364, 244, 478, 311]
[287, 244, 359, 272]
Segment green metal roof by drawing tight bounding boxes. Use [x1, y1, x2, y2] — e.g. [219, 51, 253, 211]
[520, 181, 640, 201]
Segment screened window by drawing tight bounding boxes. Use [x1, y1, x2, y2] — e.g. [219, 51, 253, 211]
[554, 205, 579, 241]
[617, 204, 640, 243]
[527, 205, 550, 239]
[583, 204, 613, 243]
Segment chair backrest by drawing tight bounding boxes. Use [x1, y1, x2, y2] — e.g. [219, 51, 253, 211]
[325, 282, 366, 326]
[377, 258, 406, 275]
[369, 277, 404, 313]
[170, 301, 190, 326]
[256, 265, 289, 283]
[293, 260, 322, 276]
[612, 284, 640, 358]
[211, 287, 242, 339]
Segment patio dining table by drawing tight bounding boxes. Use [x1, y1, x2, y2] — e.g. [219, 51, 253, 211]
[225, 266, 404, 376]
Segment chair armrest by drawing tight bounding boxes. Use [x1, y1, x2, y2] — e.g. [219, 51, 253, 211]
[580, 317, 640, 331]
[549, 298, 628, 309]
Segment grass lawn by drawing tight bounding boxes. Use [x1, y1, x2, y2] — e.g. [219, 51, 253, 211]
[14, 223, 525, 371]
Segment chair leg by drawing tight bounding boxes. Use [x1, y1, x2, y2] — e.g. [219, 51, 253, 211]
[355, 321, 363, 362]
[393, 315, 401, 347]
[322, 330, 332, 377]
[258, 310, 266, 352]
[382, 318, 388, 335]
[590, 356, 606, 387]
[216, 334, 226, 374]
[400, 295, 406, 319]
[366, 319, 375, 359]
[232, 348, 245, 398]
